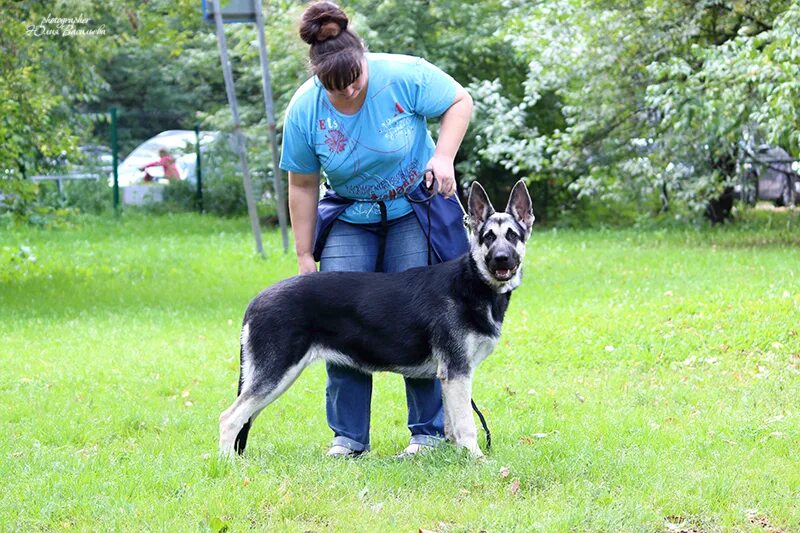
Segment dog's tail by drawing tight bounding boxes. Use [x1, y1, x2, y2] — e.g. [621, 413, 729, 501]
[233, 343, 253, 454]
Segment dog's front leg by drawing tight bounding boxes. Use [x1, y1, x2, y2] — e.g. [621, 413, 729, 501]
[440, 374, 482, 457]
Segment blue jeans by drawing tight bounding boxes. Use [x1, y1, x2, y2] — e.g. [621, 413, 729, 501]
[319, 212, 445, 452]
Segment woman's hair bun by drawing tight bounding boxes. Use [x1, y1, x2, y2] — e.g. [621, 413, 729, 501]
[299, 2, 349, 45]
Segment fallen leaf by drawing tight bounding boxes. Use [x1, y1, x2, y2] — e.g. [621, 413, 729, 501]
[242, 477, 251, 487]
[575, 392, 585, 403]
[358, 487, 369, 499]
[184, 400, 193, 407]
[181, 390, 191, 398]
[509, 479, 520, 495]
[208, 516, 228, 533]
[605, 345, 615, 352]
[499, 466, 510, 478]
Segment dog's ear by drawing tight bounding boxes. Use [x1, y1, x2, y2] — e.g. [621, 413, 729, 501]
[468, 181, 495, 231]
[505, 179, 535, 235]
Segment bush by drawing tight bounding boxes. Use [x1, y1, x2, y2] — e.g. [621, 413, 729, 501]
[53, 179, 110, 214]
[162, 179, 197, 212]
[0, 177, 79, 227]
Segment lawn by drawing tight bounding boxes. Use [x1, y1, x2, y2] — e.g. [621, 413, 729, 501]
[1, 211, 799, 531]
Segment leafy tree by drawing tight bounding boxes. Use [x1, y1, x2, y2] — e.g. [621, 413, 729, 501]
[469, 0, 798, 218]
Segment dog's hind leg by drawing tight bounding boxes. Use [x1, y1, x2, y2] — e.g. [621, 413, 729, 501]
[223, 323, 262, 456]
[219, 330, 315, 457]
[219, 391, 268, 458]
[233, 364, 254, 455]
[219, 364, 312, 457]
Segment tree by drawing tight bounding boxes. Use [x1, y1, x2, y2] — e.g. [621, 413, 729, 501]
[468, 0, 798, 218]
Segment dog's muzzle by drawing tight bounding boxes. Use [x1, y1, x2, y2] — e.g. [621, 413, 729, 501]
[488, 252, 518, 282]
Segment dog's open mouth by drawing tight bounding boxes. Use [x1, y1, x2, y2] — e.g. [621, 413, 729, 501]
[493, 266, 518, 281]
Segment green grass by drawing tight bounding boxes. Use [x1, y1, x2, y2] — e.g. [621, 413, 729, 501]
[1, 211, 799, 531]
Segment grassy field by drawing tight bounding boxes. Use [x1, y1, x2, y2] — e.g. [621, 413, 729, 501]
[1, 211, 799, 531]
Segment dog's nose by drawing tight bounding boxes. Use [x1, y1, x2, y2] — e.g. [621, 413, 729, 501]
[493, 252, 511, 265]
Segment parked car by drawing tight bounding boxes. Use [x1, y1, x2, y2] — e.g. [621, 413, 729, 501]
[735, 145, 798, 207]
[111, 130, 218, 187]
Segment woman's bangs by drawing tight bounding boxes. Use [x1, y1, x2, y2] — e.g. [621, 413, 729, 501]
[319, 55, 362, 91]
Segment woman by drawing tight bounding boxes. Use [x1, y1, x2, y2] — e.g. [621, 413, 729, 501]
[280, 1, 473, 457]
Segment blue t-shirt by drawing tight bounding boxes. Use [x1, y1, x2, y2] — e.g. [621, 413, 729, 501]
[279, 53, 458, 224]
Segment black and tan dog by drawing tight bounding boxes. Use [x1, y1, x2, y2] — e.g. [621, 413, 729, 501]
[219, 180, 534, 457]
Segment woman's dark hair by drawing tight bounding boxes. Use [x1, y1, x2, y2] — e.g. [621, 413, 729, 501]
[299, 1, 365, 91]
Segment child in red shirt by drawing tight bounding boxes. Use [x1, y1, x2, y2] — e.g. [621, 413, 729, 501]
[140, 149, 180, 182]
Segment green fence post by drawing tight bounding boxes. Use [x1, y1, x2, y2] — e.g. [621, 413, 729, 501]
[111, 107, 119, 216]
[195, 125, 203, 213]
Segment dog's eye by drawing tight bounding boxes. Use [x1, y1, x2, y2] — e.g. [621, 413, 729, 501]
[482, 230, 496, 244]
[506, 229, 519, 243]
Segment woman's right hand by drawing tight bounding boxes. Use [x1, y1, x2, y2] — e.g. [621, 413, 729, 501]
[298, 253, 317, 275]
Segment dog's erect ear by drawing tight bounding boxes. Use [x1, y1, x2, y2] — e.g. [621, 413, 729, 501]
[468, 181, 495, 231]
[505, 180, 535, 235]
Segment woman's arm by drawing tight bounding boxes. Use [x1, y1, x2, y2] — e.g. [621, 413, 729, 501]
[288, 171, 321, 274]
[426, 85, 473, 198]
[141, 158, 165, 169]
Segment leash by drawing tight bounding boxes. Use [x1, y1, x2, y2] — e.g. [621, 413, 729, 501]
[404, 170, 438, 267]
[471, 399, 492, 451]
[405, 169, 492, 452]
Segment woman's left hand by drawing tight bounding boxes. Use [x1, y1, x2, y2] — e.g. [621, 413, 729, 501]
[424, 155, 456, 198]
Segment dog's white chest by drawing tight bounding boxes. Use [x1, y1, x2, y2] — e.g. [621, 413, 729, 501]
[464, 332, 498, 366]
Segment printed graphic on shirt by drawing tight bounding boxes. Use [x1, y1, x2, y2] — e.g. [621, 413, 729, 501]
[379, 112, 414, 142]
[341, 159, 421, 202]
[324, 129, 348, 153]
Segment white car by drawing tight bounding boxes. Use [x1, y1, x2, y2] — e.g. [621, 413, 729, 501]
[111, 130, 218, 187]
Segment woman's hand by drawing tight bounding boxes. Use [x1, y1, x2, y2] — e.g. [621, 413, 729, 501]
[425, 155, 456, 198]
[298, 252, 317, 275]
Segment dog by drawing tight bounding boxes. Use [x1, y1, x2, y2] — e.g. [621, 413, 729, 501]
[218, 180, 534, 457]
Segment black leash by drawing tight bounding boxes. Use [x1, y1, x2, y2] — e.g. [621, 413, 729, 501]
[404, 169, 492, 452]
[471, 399, 492, 451]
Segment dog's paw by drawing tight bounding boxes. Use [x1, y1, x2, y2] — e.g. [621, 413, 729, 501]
[457, 440, 483, 458]
[469, 447, 485, 459]
[218, 441, 238, 460]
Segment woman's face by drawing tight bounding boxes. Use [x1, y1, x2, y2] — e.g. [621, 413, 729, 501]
[326, 61, 368, 101]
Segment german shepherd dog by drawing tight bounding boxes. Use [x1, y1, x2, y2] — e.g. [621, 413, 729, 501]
[219, 180, 534, 457]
